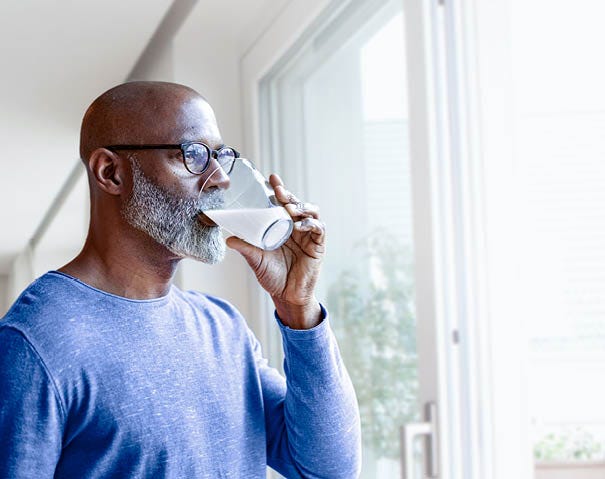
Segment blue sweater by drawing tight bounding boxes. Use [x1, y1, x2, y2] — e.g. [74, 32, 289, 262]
[0, 272, 361, 478]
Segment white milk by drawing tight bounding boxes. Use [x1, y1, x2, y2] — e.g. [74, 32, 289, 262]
[204, 207, 293, 250]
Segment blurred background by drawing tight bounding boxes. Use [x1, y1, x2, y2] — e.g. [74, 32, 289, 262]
[0, 1, 603, 478]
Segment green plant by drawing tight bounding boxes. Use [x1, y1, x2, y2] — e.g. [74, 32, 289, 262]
[327, 231, 418, 459]
[534, 427, 604, 462]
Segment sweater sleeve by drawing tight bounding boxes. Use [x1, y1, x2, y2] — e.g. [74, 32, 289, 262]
[0, 327, 64, 478]
[254, 307, 362, 479]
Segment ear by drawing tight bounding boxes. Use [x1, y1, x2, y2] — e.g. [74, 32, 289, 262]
[87, 148, 127, 195]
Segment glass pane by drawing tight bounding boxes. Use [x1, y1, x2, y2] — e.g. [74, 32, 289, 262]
[270, 3, 419, 477]
[512, 0, 605, 470]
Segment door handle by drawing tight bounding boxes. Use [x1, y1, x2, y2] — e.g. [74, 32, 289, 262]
[400, 402, 439, 479]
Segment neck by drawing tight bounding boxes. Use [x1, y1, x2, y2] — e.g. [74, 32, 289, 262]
[59, 222, 181, 300]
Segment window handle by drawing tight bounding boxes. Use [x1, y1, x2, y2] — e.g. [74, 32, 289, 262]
[400, 402, 439, 478]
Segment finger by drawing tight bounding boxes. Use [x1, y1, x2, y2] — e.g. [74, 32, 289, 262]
[294, 217, 326, 241]
[285, 201, 320, 219]
[269, 176, 317, 219]
[269, 173, 284, 189]
[225, 236, 263, 268]
[273, 184, 301, 206]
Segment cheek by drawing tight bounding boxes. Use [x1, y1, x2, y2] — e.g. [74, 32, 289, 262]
[164, 170, 202, 200]
[140, 153, 202, 200]
[146, 159, 195, 196]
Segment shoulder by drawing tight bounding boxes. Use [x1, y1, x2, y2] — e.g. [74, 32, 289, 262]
[0, 324, 60, 401]
[1, 271, 130, 370]
[0, 326, 55, 387]
[2, 272, 78, 330]
[0, 325, 40, 360]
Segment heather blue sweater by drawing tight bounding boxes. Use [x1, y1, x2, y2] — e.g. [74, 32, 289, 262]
[0, 272, 361, 478]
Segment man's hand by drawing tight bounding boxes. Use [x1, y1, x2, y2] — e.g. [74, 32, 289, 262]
[226, 174, 325, 330]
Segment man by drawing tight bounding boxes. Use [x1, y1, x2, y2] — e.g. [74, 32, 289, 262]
[0, 81, 361, 478]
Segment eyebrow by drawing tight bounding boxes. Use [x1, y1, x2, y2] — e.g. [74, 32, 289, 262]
[179, 140, 226, 151]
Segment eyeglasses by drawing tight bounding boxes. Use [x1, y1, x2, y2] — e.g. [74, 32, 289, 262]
[105, 142, 240, 175]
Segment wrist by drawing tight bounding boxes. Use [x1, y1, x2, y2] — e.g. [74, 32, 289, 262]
[273, 297, 322, 330]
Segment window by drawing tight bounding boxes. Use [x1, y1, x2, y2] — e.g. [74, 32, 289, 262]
[261, 0, 420, 476]
[512, 0, 605, 469]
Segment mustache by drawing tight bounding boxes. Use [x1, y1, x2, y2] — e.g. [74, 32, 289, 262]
[195, 189, 225, 213]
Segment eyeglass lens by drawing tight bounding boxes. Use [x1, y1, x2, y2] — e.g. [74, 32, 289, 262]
[183, 144, 237, 174]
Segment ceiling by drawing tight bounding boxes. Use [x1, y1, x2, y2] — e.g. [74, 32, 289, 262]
[0, 0, 290, 274]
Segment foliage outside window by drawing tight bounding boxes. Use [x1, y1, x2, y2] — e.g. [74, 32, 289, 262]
[534, 427, 604, 462]
[327, 231, 418, 460]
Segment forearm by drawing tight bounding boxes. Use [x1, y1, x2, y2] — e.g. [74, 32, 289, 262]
[270, 308, 361, 478]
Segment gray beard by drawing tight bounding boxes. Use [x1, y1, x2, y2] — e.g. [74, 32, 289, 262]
[121, 159, 226, 264]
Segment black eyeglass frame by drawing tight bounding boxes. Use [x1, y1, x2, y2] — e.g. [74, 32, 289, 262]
[105, 142, 240, 175]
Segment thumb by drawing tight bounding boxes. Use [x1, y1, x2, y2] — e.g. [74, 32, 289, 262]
[226, 236, 263, 267]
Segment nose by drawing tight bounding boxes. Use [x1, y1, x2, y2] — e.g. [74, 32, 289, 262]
[200, 158, 231, 192]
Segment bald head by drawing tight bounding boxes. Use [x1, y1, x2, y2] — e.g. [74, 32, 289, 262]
[80, 81, 214, 161]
